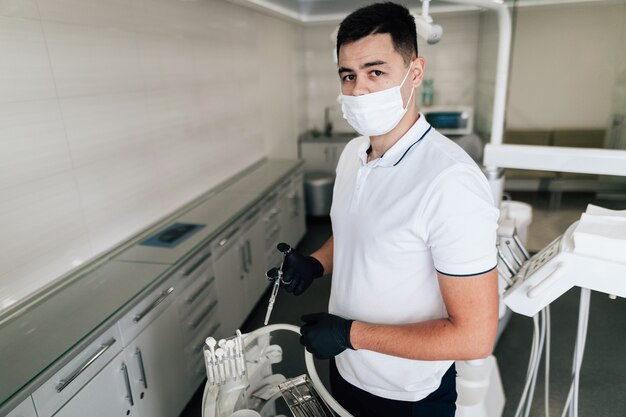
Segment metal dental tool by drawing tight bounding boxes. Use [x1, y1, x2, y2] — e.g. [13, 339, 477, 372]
[264, 243, 293, 325]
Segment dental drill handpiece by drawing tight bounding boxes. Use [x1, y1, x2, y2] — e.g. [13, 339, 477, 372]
[264, 243, 292, 325]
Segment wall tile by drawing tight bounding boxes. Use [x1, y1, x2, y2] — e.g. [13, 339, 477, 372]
[59, 92, 152, 167]
[0, 0, 39, 19]
[41, 20, 141, 97]
[136, 32, 197, 90]
[73, 150, 163, 256]
[0, 100, 72, 189]
[0, 16, 56, 103]
[36, 0, 134, 29]
[0, 171, 92, 308]
[0, 0, 303, 307]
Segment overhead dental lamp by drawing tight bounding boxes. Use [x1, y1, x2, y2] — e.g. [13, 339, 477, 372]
[414, 0, 443, 44]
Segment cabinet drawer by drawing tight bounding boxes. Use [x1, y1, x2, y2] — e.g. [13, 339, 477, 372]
[180, 296, 219, 345]
[175, 244, 213, 290]
[186, 320, 221, 381]
[118, 276, 177, 346]
[177, 274, 216, 317]
[266, 249, 283, 272]
[265, 224, 281, 250]
[6, 397, 37, 417]
[32, 326, 122, 417]
[211, 223, 243, 260]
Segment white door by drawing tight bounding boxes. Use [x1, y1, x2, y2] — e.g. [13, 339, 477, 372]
[124, 302, 189, 417]
[53, 353, 136, 417]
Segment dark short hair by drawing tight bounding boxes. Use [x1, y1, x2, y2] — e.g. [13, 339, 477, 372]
[336, 2, 417, 64]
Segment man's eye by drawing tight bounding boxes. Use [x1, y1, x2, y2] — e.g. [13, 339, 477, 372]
[342, 74, 355, 82]
[372, 70, 383, 77]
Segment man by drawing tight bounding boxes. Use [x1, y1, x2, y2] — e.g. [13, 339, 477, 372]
[268, 3, 500, 416]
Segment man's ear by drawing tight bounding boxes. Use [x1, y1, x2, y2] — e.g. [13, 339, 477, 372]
[412, 56, 426, 88]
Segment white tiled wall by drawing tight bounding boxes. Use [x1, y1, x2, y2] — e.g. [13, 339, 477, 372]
[301, 12, 481, 133]
[0, 0, 304, 309]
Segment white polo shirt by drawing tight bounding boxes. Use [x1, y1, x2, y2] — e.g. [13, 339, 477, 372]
[329, 114, 499, 402]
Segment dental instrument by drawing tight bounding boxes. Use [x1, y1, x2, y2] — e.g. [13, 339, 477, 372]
[201, 324, 353, 417]
[264, 243, 293, 325]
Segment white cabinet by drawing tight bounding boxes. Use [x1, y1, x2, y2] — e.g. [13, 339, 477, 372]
[173, 242, 219, 390]
[261, 193, 283, 272]
[279, 174, 306, 246]
[212, 223, 247, 335]
[53, 353, 136, 417]
[122, 301, 188, 417]
[240, 209, 269, 306]
[12, 168, 306, 417]
[300, 142, 346, 175]
[32, 326, 122, 417]
[5, 397, 37, 417]
[116, 276, 188, 417]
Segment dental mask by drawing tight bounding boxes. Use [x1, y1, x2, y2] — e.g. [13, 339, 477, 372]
[341, 63, 415, 137]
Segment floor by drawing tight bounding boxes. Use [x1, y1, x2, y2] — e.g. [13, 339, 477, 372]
[181, 192, 626, 417]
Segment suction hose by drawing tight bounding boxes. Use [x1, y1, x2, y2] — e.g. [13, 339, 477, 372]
[246, 324, 353, 417]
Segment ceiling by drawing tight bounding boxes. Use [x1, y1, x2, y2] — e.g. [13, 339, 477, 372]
[227, 0, 618, 24]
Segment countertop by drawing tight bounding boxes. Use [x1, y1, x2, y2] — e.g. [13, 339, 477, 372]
[0, 158, 303, 414]
[298, 131, 357, 144]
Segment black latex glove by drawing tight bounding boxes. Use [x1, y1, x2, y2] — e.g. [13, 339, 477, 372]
[266, 242, 324, 296]
[300, 313, 354, 360]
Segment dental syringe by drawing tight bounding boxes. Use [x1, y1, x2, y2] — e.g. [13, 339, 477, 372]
[264, 243, 292, 325]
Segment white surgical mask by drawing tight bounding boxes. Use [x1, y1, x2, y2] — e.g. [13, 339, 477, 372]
[341, 63, 415, 137]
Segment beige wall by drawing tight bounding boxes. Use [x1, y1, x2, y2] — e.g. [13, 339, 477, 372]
[507, 2, 626, 129]
[476, 2, 626, 137]
[0, 0, 304, 309]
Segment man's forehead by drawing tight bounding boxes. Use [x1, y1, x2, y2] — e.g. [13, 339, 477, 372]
[338, 33, 403, 68]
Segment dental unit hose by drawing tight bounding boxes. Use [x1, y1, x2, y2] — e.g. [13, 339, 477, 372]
[202, 323, 353, 417]
[246, 324, 353, 417]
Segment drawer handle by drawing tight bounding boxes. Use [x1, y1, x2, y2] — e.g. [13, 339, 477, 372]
[245, 240, 252, 268]
[219, 227, 240, 247]
[135, 348, 148, 389]
[193, 323, 221, 351]
[268, 209, 280, 219]
[121, 363, 134, 406]
[186, 281, 210, 305]
[240, 244, 248, 274]
[244, 208, 260, 222]
[189, 300, 218, 330]
[183, 253, 211, 277]
[134, 287, 174, 323]
[56, 338, 116, 392]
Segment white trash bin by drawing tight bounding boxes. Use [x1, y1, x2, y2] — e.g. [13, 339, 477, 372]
[304, 173, 335, 216]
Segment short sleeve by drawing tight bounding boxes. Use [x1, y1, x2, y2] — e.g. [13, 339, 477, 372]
[419, 165, 500, 276]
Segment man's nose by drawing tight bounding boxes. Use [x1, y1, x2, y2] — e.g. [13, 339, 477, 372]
[352, 77, 370, 96]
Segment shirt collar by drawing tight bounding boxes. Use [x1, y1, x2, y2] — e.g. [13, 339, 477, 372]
[356, 113, 432, 168]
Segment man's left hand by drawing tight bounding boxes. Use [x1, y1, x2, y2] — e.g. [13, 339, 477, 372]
[299, 313, 354, 359]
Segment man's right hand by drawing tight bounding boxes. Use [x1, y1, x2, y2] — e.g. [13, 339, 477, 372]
[266, 242, 324, 296]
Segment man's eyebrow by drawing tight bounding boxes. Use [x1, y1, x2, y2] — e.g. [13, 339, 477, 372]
[338, 60, 388, 75]
[361, 60, 387, 69]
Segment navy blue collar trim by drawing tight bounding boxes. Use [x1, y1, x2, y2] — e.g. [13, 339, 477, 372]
[392, 125, 432, 167]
